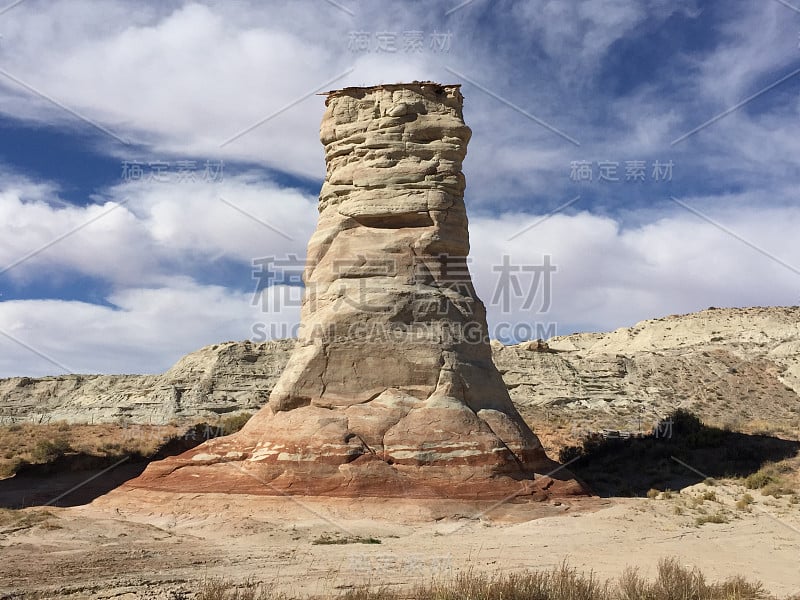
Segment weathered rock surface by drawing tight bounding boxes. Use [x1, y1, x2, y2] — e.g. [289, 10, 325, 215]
[495, 306, 800, 433]
[0, 340, 293, 425]
[2, 307, 799, 436]
[124, 82, 581, 500]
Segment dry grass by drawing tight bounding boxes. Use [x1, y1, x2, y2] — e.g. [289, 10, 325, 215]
[548, 409, 800, 497]
[0, 414, 254, 478]
[198, 559, 774, 600]
[0, 507, 61, 532]
[736, 493, 755, 511]
[743, 460, 798, 497]
[0, 422, 183, 477]
[694, 512, 730, 526]
[311, 534, 381, 545]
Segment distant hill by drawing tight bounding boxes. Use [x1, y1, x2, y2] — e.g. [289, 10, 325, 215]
[496, 306, 800, 438]
[1, 307, 798, 437]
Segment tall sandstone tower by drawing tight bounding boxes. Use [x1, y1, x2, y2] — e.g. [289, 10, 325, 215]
[128, 82, 584, 499]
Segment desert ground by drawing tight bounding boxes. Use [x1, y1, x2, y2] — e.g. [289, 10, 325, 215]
[1, 482, 799, 598]
[0, 416, 798, 599]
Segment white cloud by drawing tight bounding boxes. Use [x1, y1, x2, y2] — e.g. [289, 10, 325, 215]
[0, 1, 448, 177]
[5, 196, 797, 377]
[470, 203, 800, 337]
[1, 169, 798, 376]
[0, 0, 798, 376]
[0, 0, 794, 206]
[693, 3, 798, 106]
[0, 280, 300, 377]
[0, 171, 318, 286]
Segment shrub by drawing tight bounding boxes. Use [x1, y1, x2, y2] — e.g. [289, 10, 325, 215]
[760, 482, 796, 498]
[198, 577, 287, 600]
[745, 469, 776, 489]
[311, 534, 381, 545]
[745, 462, 796, 497]
[30, 438, 72, 462]
[687, 495, 705, 508]
[695, 512, 729, 526]
[701, 490, 717, 502]
[647, 488, 660, 500]
[220, 413, 254, 436]
[736, 494, 754, 511]
[0, 457, 27, 478]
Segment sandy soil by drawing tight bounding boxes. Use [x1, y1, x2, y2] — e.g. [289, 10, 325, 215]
[1, 482, 799, 599]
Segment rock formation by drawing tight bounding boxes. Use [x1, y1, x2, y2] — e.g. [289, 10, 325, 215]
[0, 339, 293, 425]
[500, 305, 800, 434]
[124, 82, 583, 499]
[2, 307, 799, 438]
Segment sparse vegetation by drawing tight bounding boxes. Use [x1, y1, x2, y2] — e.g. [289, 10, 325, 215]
[701, 490, 717, 502]
[0, 420, 235, 479]
[0, 508, 60, 531]
[197, 559, 773, 599]
[199, 577, 288, 600]
[311, 534, 381, 545]
[0, 456, 28, 478]
[694, 512, 729, 526]
[555, 409, 800, 497]
[30, 437, 72, 462]
[744, 462, 797, 497]
[744, 469, 776, 490]
[760, 482, 795, 498]
[219, 412, 254, 435]
[736, 493, 755, 511]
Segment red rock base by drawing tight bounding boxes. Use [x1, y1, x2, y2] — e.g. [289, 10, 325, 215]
[125, 433, 588, 501]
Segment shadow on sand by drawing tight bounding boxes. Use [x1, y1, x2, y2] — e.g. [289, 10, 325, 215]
[3, 411, 798, 507]
[0, 425, 212, 509]
[560, 410, 800, 497]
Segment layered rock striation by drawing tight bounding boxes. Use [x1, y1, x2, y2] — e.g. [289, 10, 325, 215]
[5, 307, 798, 436]
[126, 82, 583, 499]
[0, 340, 293, 425]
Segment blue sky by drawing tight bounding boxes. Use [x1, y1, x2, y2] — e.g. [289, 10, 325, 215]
[0, 0, 798, 376]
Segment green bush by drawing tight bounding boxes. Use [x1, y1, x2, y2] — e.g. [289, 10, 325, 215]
[30, 438, 72, 462]
[745, 469, 776, 490]
[744, 462, 795, 495]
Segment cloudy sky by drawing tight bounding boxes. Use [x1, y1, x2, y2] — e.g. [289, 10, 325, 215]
[0, 0, 798, 376]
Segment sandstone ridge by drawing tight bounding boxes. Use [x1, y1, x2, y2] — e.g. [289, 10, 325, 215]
[2, 306, 798, 434]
